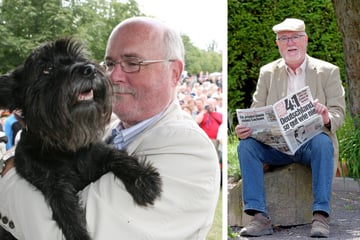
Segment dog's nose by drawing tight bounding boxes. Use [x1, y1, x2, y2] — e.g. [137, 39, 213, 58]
[81, 64, 97, 77]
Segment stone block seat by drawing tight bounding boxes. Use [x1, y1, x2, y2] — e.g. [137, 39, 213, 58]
[228, 163, 313, 227]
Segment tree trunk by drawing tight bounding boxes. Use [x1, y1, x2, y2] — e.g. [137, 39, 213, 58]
[332, 0, 360, 121]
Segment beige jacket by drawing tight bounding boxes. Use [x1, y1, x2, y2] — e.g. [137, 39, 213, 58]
[252, 55, 346, 173]
[0, 101, 220, 240]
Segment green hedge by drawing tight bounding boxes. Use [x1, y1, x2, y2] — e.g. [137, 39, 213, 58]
[228, 0, 344, 122]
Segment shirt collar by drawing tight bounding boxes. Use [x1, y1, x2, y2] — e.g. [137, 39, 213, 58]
[285, 56, 307, 75]
[110, 110, 165, 150]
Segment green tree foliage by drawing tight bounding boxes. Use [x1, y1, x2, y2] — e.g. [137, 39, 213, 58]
[228, 0, 344, 124]
[182, 34, 222, 76]
[0, 0, 75, 71]
[70, 0, 143, 61]
[0, 0, 221, 76]
[0, 0, 141, 73]
[182, 34, 203, 74]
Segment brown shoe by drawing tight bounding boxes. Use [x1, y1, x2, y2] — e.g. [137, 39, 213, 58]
[310, 213, 330, 238]
[240, 213, 273, 237]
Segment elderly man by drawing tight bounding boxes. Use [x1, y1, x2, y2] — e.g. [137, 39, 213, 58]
[235, 18, 345, 238]
[0, 17, 220, 240]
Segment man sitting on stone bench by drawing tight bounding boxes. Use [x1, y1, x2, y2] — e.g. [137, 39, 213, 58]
[235, 18, 345, 238]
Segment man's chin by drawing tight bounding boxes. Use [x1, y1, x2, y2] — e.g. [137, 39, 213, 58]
[285, 55, 303, 65]
[113, 92, 135, 103]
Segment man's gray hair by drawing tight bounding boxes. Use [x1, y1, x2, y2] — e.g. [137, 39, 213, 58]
[163, 27, 185, 64]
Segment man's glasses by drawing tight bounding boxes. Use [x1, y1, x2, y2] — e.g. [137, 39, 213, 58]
[100, 58, 175, 73]
[277, 34, 306, 44]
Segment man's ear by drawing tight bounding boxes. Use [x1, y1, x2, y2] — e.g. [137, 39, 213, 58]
[170, 59, 184, 86]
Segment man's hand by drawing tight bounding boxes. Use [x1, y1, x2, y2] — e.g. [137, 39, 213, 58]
[313, 99, 330, 124]
[235, 125, 252, 140]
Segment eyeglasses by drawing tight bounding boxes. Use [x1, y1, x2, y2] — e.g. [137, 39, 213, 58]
[100, 58, 175, 73]
[277, 34, 306, 44]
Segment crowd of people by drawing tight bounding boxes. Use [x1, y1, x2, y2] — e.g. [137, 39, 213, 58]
[0, 110, 22, 151]
[176, 73, 223, 164]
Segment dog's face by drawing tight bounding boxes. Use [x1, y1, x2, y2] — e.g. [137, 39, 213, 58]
[0, 38, 112, 151]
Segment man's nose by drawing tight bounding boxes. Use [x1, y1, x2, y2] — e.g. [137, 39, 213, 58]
[287, 38, 297, 44]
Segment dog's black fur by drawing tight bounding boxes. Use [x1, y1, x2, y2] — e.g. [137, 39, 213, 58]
[0, 38, 162, 240]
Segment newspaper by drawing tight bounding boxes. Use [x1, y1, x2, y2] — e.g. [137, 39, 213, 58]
[236, 86, 324, 155]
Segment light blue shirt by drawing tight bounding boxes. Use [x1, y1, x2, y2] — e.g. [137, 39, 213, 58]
[110, 112, 164, 150]
[3, 114, 18, 150]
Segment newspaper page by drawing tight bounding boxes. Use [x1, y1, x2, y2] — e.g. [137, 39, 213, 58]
[273, 86, 323, 154]
[236, 86, 324, 155]
[236, 106, 291, 153]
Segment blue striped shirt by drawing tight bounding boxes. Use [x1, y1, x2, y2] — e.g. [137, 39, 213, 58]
[110, 112, 163, 150]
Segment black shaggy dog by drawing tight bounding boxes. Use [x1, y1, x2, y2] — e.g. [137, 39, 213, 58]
[0, 38, 162, 240]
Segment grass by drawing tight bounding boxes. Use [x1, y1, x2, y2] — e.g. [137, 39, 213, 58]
[228, 134, 240, 181]
[206, 188, 222, 240]
[344, 204, 356, 210]
[337, 113, 360, 180]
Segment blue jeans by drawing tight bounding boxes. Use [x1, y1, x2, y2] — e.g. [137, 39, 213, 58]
[237, 133, 334, 217]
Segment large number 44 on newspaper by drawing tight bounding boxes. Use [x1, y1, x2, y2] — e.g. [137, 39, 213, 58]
[236, 86, 324, 155]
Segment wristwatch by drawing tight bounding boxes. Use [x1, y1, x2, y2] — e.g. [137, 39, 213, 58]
[0, 148, 15, 175]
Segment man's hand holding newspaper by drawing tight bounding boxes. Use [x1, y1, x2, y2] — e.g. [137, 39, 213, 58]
[236, 86, 325, 155]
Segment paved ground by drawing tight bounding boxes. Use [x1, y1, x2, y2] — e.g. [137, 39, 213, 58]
[230, 177, 360, 240]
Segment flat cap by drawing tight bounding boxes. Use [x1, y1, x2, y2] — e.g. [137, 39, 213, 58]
[272, 18, 305, 33]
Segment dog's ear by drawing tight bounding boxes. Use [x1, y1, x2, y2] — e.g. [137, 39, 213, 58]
[0, 74, 16, 110]
[0, 66, 23, 111]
